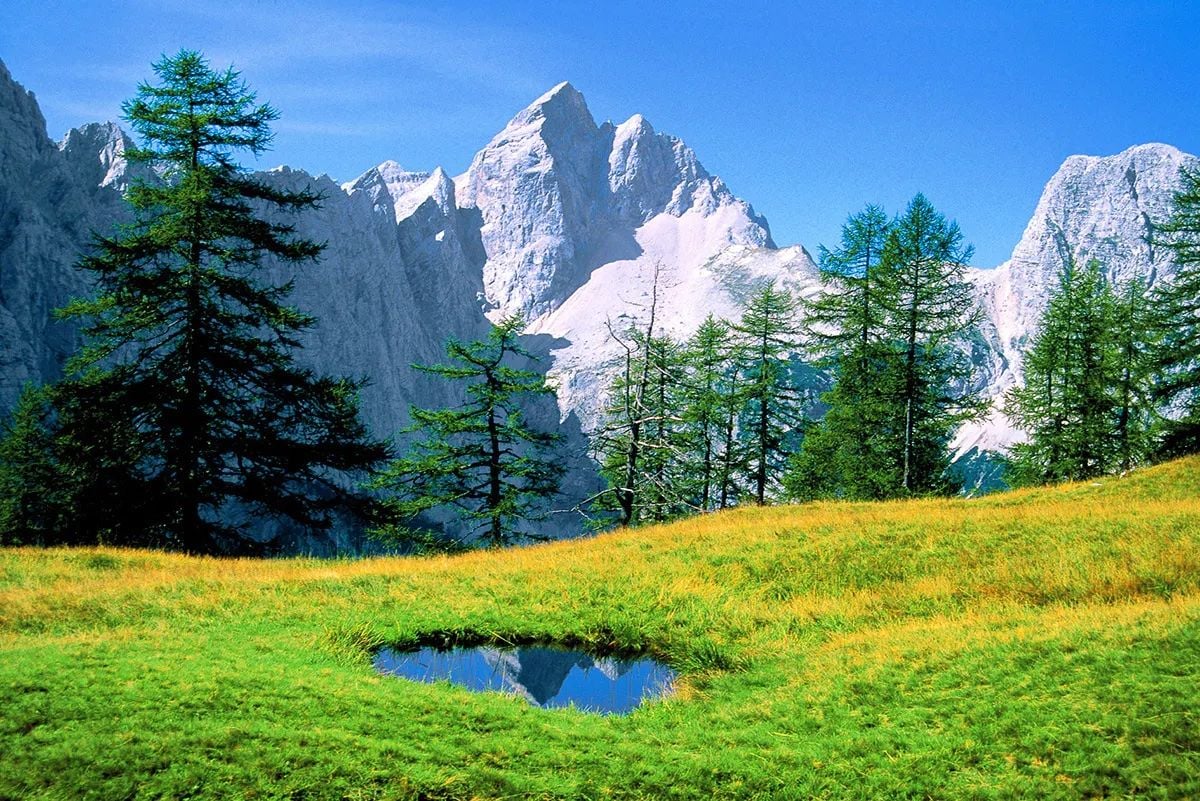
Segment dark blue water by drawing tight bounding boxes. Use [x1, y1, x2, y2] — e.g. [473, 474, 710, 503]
[373, 645, 676, 715]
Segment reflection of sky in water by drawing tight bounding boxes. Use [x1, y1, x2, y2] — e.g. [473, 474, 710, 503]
[374, 645, 676, 715]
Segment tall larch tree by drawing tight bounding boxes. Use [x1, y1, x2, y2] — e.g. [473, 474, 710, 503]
[788, 205, 900, 500]
[802, 204, 892, 365]
[1111, 277, 1159, 472]
[733, 282, 807, 505]
[44, 50, 389, 552]
[1005, 257, 1121, 483]
[636, 332, 689, 522]
[678, 315, 743, 512]
[593, 268, 681, 525]
[1004, 259, 1079, 485]
[878, 194, 983, 494]
[0, 386, 65, 545]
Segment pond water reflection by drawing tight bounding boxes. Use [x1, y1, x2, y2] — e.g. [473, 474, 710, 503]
[374, 644, 676, 715]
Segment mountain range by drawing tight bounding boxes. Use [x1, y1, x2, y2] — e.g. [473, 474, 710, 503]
[0, 57, 1194, 547]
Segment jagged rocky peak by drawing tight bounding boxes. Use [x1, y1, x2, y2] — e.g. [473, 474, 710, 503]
[458, 81, 622, 318]
[58, 121, 140, 190]
[344, 162, 458, 225]
[343, 159, 438, 220]
[393, 166, 456, 220]
[458, 81, 777, 319]
[959, 142, 1196, 461]
[0, 58, 55, 179]
[1007, 142, 1191, 288]
[0, 63, 136, 415]
[498, 80, 595, 143]
[609, 113, 703, 220]
[980, 142, 1196, 364]
[606, 111, 775, 244]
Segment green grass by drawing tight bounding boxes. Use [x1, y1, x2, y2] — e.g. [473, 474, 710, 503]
[2, 459, 1199, 799]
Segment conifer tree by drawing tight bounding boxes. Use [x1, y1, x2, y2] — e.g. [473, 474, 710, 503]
[637, 333, 689, 522]
[0, 386, 64, 545]
[678, 316, 743, 511]
[1111, 277, 1159, 472]
[802, 204, 892, 363]
[1004, 264, 1077, 485]
[1061, 260, 1116, 475]
[1152, 166, 1200, 455]
[594, 318, 655, 526]
[715, 363, 748, 510]
[41, 50, 388, 552]
[369, 315, 561, 548]
[733, 282, 806, 504]
[39, 373, 159, 546]
[788, 205, 900, 500]
[877, 194, 983, 493]
[784, 352, 904, 500]
[1005, 258, 1120, 483]
[594, 325, 651, 526]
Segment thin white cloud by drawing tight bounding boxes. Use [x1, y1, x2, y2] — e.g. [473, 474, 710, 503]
[125, 0, 550, 98]
[10, 0, 568, 179]
[32, 0, 558, 153]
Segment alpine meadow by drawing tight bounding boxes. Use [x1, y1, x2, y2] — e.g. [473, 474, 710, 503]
[1, 4, 1199, 799]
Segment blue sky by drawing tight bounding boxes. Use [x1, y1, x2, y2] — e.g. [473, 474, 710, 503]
[2, 0, 1197, 266]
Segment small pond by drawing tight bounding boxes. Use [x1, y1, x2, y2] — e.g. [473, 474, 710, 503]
[374, 644, 676, 715]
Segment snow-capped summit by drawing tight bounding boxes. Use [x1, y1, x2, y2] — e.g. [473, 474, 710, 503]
[456, 81, 617, 318]
[391, 166, 456, 221]
[430, 82, 809, 426]
[606, 111, 772, 235]
[506, 80, 593, 134]
[607, 112, 705, 221]
[1006, 142, 1186, 291]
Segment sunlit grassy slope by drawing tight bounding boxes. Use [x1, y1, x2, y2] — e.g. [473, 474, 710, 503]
[2, 459, 1199, 800]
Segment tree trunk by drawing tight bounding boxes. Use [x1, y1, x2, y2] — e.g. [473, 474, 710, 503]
[181, 120, 203, 551]
[486, 373, 503, 545]
[902, 269, 919, 493]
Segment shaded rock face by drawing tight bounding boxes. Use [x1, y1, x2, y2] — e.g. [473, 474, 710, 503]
[0, 62, 496, 553]
[1, 55, 1195, 543]
[254, 165, 489, 442]
[0, 63, 135, 412]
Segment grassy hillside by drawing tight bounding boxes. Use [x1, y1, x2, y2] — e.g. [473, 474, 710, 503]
[2, 459, 1199, 800]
